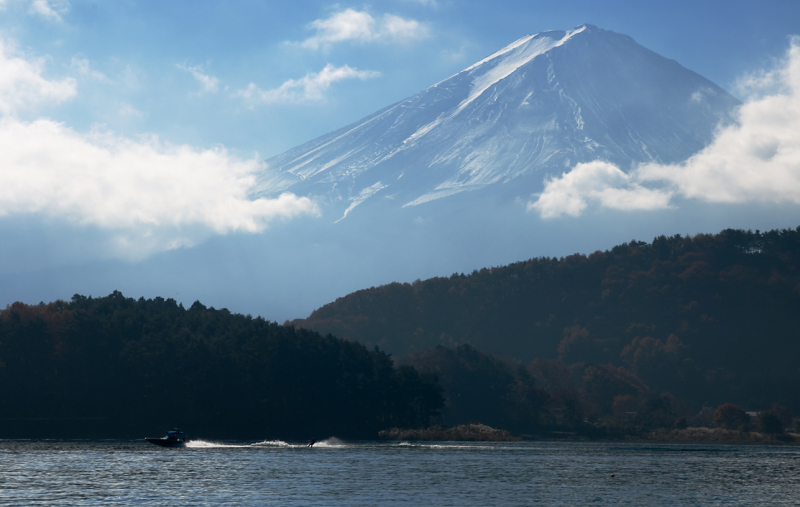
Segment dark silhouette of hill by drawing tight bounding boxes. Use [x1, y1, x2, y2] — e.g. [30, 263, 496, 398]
[0, 292, 443, 439]
[292, 227, 800, 411]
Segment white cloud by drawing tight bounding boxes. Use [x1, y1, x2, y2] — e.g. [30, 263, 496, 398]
[0, 39, 76, 115]
[177, 63, 219, 93]
[382, 14, 427, 40]
[236, 63, 379, 106]
[530, 37, 800, 218]
[734, 54, 787, 98]
[0, 118, 320, 259]
[301, 9, 374, 50]
[528, 161, 673, 218]
[637, 37, 800, 205]
[293, 9, 429, 50]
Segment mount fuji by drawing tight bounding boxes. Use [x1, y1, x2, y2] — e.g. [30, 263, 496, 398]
[254, 24, 740, 222]
[0, 25, 748, 323]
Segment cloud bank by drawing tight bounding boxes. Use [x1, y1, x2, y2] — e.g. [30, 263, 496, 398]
[0, 119, 319, 259]
[530, 37, 800, 218]
[293, 9, 429, 51]
[0, 39, 319, 260]
[237, 64, 379, 106]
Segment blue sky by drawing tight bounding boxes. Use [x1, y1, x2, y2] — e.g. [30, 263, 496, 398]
[1, 0, 799, 318]
[2, 0, 798, 158]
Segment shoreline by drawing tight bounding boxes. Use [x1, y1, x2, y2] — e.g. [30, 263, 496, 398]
[638, 427, 800, 445]
[379, 425, 800, 445]
[378, 424, 522, 442]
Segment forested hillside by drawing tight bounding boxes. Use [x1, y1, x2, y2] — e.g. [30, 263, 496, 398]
[293, 227, 800, 412]
[4, 228, 799, 439]
[0, 292, 443, 439]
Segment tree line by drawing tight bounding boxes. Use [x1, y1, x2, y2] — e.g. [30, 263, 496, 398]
[0, 292, 443, 439]
[396, 343, 798, 437]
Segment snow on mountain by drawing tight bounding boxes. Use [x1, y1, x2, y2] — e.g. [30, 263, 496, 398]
[253, 25, 740, 220]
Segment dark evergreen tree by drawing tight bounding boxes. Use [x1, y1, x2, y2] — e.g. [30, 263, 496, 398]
[0, 293, 443, 439]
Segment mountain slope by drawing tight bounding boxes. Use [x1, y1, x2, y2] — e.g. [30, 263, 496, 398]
[254, 25, 740, 219]
[291, 227, 800, 409]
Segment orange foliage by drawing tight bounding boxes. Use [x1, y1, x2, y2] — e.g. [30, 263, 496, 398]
[1, 301, 74, 337]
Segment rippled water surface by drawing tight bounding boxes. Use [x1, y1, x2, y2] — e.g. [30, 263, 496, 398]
[2, 439, 799, 505]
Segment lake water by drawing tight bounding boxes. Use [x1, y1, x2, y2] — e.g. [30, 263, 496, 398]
[2, 439, 799, 505]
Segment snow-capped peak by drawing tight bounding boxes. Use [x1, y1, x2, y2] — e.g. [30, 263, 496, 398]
[256, 25, 739, 221]
[405, 26, 588, 147]
[463, 25, 587, 74]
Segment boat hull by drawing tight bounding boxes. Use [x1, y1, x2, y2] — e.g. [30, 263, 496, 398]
[145, 437, 185, 448]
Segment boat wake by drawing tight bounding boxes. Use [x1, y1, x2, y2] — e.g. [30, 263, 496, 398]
[251, 440, 305, 449]
[308, 437, 346, 448]
[185, 440, 254, 449]
[184, 438, 340, 449]
[251, 437, 346, 448]
[184, 438, 523, 450]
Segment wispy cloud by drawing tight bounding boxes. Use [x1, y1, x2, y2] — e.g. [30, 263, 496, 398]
[177, 63, 219, 93]
[118, 103, 143, 119]
[236, 63, 379, 106]
[291, 9, 429, 51]
[29, 0, 67, 21]
[71, 56, 109, 82]
[440, 44, 469, 64]
[0, 39, 76, 115]
[530, 37, 800, 218]
[0, 0, 69, 21]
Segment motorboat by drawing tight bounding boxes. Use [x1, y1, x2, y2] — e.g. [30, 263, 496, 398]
[145, 429, 186, 447]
